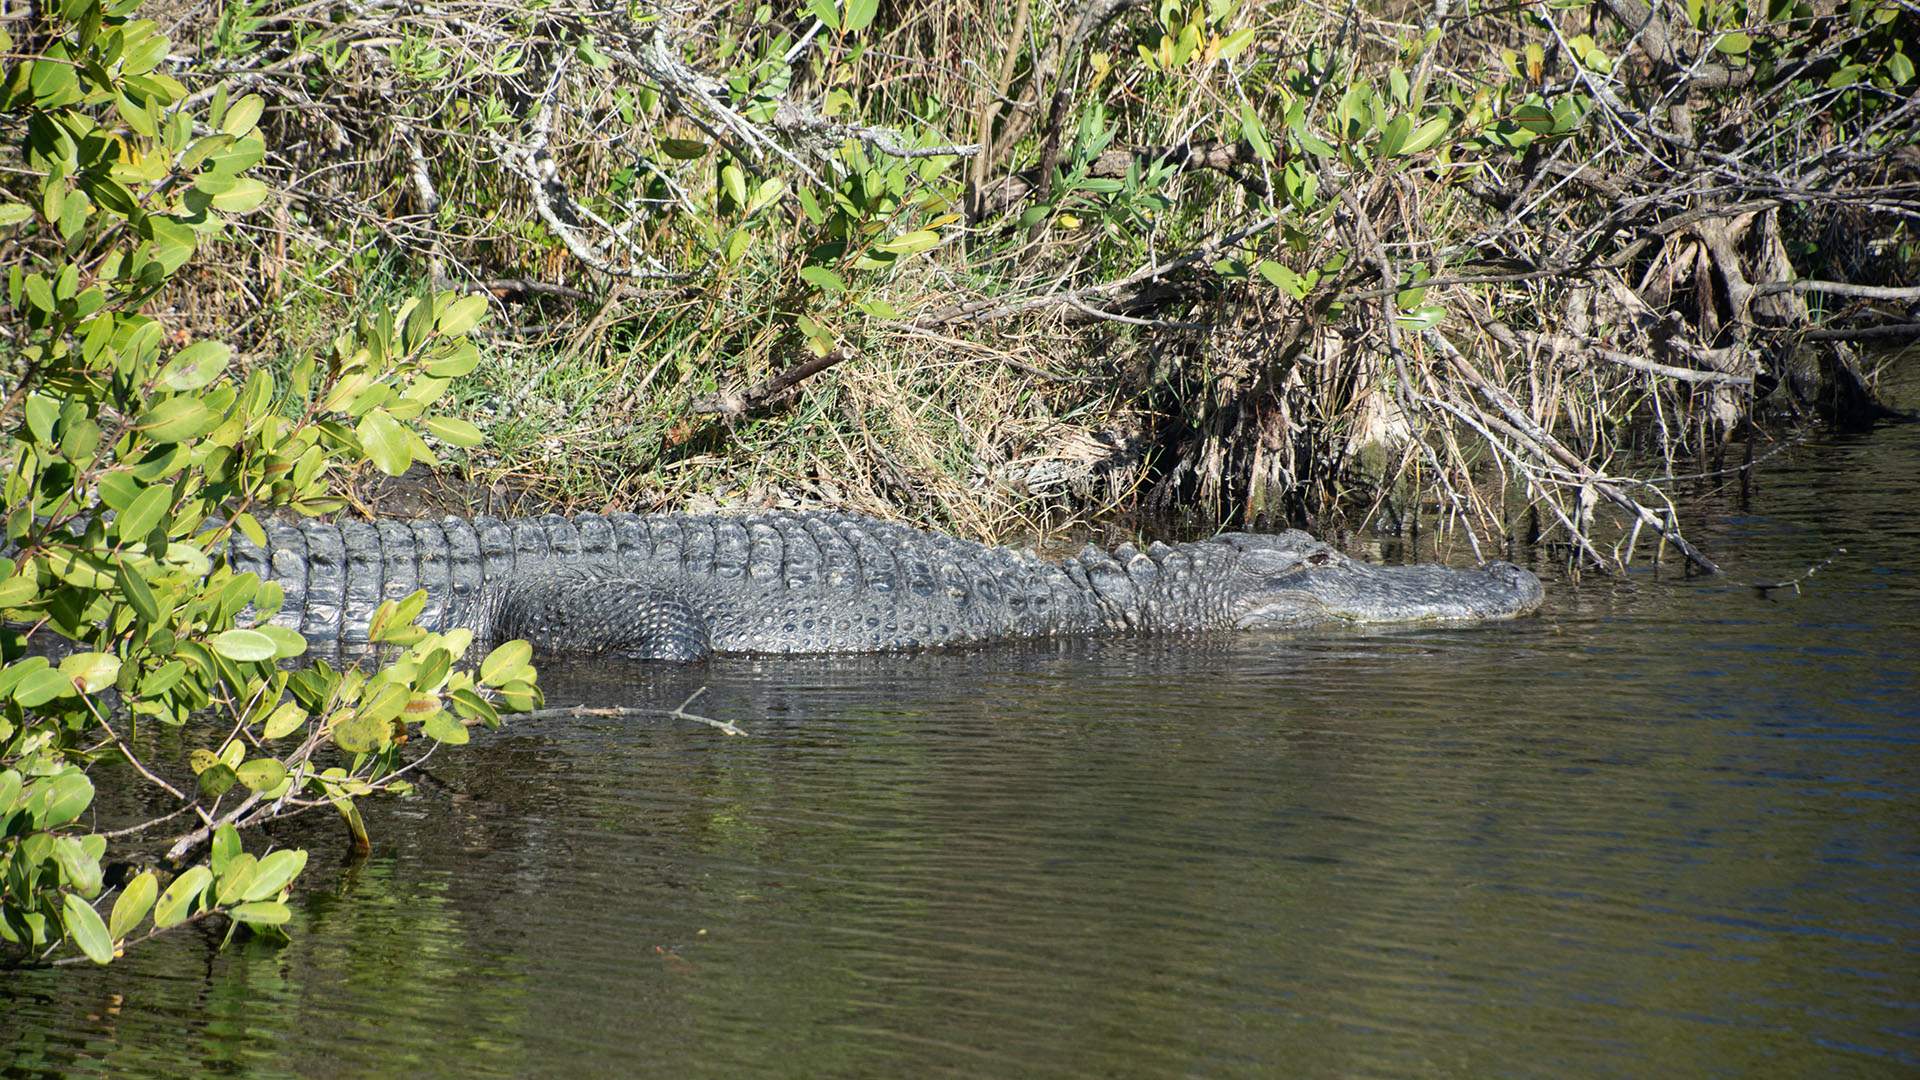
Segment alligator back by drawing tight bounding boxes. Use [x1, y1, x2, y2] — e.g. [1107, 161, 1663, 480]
[228, 511, 1108, 654]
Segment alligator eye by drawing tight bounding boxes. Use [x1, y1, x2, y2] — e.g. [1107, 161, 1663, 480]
[1307, 551, 1334, 566]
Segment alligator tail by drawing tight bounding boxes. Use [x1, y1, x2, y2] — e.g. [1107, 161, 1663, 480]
[227, 515, 588, 643]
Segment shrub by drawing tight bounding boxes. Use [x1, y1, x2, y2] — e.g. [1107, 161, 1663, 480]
[0, 0, 538, 967]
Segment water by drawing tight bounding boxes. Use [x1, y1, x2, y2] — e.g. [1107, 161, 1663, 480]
[5, 420, 1919, 1078]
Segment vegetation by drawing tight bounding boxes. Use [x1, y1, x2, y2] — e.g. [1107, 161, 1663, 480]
[1, 0, 539, 967]
[73, 0, 1915, 560]
[1, 0, 1915, 964]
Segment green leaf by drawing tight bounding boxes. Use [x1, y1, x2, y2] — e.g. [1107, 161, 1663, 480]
[1889, 51, 1914, 86]
[450, 687, 501, 729]
[158, 341, 231, 391]
[1398, 111, 1452, 156]
[261, 700, 308, 740]
[140, 660, 188, 697]
[421, 415, 484, 447]
[1511, 103, 1556, 134]
[242, 849, 306, 901]
[800, 266, 846, 295]
[110, 870, 159, 940]
[796, 187, 826, 225]
[480, 640, 533, 686]
[59, 652, 121, 694]
[660, 138, 709, 160]
[422, 710, 470, 745]
[746, 177, 786, 217]
[53, 835, 104, 897]
[360, 682, 412, 724]
[146, 217, 198, 273]
[255, 624, 308, 659]
[30, 770, 93, 828]
[30, 57, 80, 106]
[1714, 32, 1751, 55]
[197, 763, 238, 798]
[807, 0, 840, 31]
[210, 824, 241, 876]
[221, 94, 265, 137]
[23, 274, 56, 314]
[1289, 116, 1334, 158]
[367, 591, 427, 643]
[1244, 104, 1274, 163]
[0, 203, 33, 227]
[154, 866, 212, 928]
[25, 394, 58, 445]
[14, 665, 76, 708]
[844, 0, 878, 33]
[357, 408, 412, 476]
[330, 709, 388, 754]
[62, 894, 114, 965]
[116, 483, 173, 541]
[874, 229, 941, 255]
[0, 570, 40, 608]
[1395, 304, 1447, 331]
[436, 294, 489, 336]
[4, 653, 52, 691]
[211, 628, 277, 662]
[424, 339, 480, 379]
[1377, 113, 1412, 158]
[229, 512, 267, 550]
[1218, 28, 1257, 60]
[1255, 259, 1312, 299]
[228, 901, 290, 926]
[215, 853, 258, 905]
[135, 396, 217, 444]
[721, 163, 748, 208]
[117, 560, 161, 623]
[235, 758, 288, 792]
[209, 178, 269, 213]
[47, 547, 115, 589]
[497, 680, 542, 712]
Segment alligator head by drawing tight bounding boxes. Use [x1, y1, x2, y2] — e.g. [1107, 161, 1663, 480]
[1218, 531, 1545, 629]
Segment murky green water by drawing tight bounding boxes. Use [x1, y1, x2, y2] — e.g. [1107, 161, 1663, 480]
[6, 416, 1919, 1078]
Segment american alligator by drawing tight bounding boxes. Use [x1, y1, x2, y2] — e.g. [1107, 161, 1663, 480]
[228, 511, 1545, 661]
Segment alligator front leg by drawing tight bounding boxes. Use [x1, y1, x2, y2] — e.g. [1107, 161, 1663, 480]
[494, 566, 712, 661]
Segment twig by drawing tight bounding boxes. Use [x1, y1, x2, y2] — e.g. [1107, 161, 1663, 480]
[1518, 329, 1753, 386]
[84, 698, 190, 805]
[1799, 322, 1920, 343]
[1739, 548, 1846, 596]
[525, 688, 748, 736]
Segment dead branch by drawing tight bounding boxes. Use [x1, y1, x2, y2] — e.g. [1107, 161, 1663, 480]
[1752, 280, 1920, 302]
[689, 349, 852, 418]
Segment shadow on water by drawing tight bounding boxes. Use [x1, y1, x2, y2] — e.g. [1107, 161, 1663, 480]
[5, 399, 1920, 1077]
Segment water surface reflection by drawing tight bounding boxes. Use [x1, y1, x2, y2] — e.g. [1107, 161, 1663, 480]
[5, 422, 1918, 1078]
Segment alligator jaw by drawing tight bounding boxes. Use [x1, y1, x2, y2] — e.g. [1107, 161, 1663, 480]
[1233, 560, 1546, 629]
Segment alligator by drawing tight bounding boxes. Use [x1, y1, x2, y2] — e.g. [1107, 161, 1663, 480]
[228, 511, 1546, 661]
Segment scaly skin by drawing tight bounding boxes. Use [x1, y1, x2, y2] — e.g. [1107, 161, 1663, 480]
[227, 511, 1545, 661]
